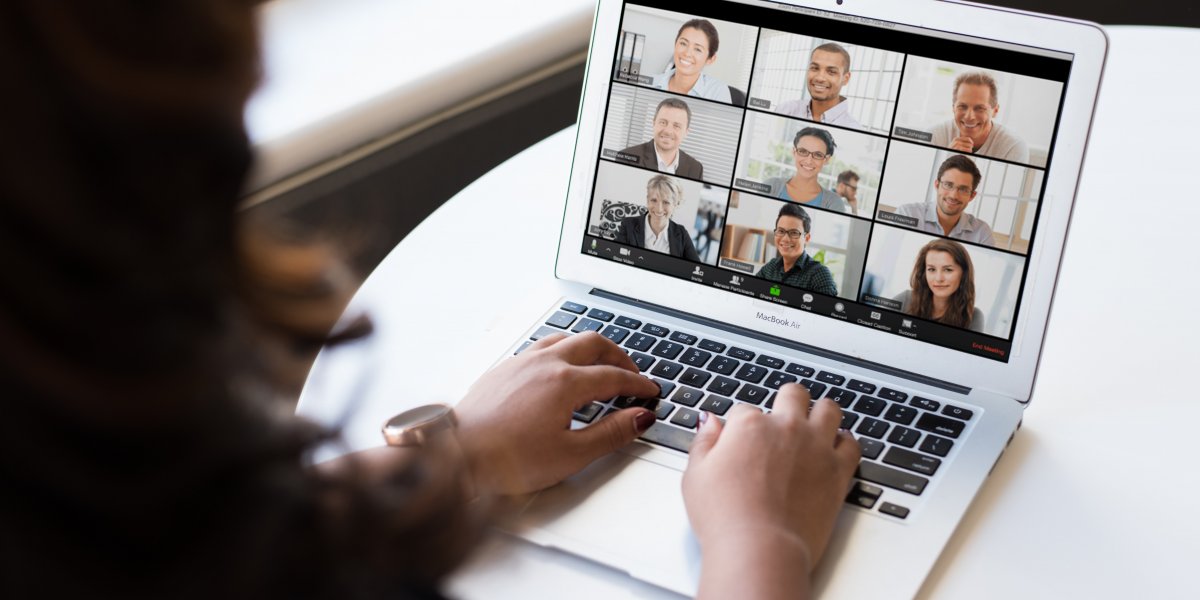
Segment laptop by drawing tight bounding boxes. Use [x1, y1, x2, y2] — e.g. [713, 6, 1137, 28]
[445, 0, 1107, 597]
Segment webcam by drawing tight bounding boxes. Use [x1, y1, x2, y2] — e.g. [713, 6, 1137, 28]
[837, 0, 843, 4]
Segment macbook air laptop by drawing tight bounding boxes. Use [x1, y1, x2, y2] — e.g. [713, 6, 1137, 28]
[446, 0, 1107, 597]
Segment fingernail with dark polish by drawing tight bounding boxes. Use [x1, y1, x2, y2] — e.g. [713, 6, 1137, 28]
[634, 410, 655, 432]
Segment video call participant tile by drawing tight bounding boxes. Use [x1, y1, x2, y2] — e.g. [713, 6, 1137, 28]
[601, 84, 744, 187]
[732, 110, 888, 218]
[614, 5, 758, 107]
[587, 160, 730, 266]
[858, 224, 1026, 338]
[891, 56, 1064, 168]
[717, 191, 871, 300]
[875, 141, 1042, 255]
[745, 30, 904, 134]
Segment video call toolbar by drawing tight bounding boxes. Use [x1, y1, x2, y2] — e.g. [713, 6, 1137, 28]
[582, 0, 1071, 362]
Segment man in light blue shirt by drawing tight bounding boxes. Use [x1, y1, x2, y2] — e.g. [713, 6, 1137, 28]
[775, 43, 865, 131]
[645, 19, 733, 104]
[893, 154, 996, 246]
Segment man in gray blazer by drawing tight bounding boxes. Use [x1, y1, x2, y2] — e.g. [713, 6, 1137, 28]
[620, 97, 705, 180]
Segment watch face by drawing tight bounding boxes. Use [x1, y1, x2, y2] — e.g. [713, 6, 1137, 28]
[386, 404, 452, 430]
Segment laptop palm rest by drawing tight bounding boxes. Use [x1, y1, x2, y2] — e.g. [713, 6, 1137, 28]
[508, 450, 702, 596]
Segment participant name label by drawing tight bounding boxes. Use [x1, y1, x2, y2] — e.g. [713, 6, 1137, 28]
[602, 149, 640, 163]
[877, 212, 920, 228]
[893, 127, 933, 143]
[719, 258, 755, 274]
[748, 98, 771, 109]
[735, 179, 771, 194]
[862, 294, 902, 311]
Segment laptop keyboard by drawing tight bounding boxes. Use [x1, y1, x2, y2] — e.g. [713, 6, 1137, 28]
[520, 300, 980, 521]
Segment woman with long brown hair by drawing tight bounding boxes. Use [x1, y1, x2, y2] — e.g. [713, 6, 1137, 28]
[892, 238, 986, 332]
[0, 1, 859, 599]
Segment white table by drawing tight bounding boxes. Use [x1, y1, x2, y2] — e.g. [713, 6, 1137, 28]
[296, 27, 1200, 599]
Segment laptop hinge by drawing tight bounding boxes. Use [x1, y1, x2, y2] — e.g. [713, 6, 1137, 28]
[590, 288, 972, 396]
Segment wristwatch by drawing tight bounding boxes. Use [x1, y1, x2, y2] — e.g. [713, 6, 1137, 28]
[381, 403, 458, 446]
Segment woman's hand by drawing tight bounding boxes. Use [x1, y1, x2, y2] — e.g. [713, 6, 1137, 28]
[454, 331, 660, 496]
[683, 383, 860, 599]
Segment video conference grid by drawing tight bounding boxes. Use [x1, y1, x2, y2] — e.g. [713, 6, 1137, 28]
[582, 0, 1071, 363]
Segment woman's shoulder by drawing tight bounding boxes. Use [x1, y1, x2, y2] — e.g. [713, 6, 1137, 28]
[820, 189, 849, 211]
[891, 289, 913, 308]
[763, 176, 788, 193]
[970, 307, 987, 331]
[697, 74, 732, 101]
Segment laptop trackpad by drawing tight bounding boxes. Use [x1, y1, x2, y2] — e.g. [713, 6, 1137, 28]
[512, 450, 702, 595]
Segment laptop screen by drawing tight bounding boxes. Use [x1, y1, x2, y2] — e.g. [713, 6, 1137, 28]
[581, 0, 1073, 363]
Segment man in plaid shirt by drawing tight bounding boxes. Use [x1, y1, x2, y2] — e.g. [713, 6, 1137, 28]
[757, 203, 838, 296]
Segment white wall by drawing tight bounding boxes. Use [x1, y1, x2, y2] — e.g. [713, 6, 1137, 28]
[876, 141, 937, 209]
[621, 6, 757, 92]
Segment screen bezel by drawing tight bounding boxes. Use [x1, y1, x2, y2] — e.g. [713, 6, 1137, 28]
[555, 0, 1107, 402]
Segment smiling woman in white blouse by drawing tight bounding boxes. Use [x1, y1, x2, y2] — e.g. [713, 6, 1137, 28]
[647, 19, 733, 104]
[614, 174, 700, 261]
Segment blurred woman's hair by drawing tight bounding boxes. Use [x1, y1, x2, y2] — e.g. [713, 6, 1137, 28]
[0, 1, 479, 596]
[906, 239, 977, 329]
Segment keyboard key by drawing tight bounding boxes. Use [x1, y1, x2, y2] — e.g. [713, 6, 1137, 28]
[887, 426, 921, 448]
[879, 387, 909, 402]
[856, 417, 890, 439]
[679, 368, 712, 388]
[560, 301, 587, 314]
[650, 400, 675, 420]
[640, 422, 694, 452]
[651, 340, 684, 360]
[514, 341, 532, 355]
[857, 461, 929, 495]
[649, 361, 683, 380]
[727, 347, 755, 361]
[699, 396, 734, 415]
[911, 397, 941, 412]
[625, 333, 656, 351]
[707, 356, 739, 375]
[698, 339, 727, 353]
[846, 379, 877, 394]
[883, 447, 942, 476]
[670, 407, 700, 429]
[825, 388, 857, 409]
[671, 386, 705, 407]
[651, 378, 675, 399]
[629, 352, 655, 372]
[816, 371, 846, 386]
[799, 380, 827, 400]
[643, 323, 670, 337]
[735, 384, 769, 405]
[765, 393, 776, 410]
[707, 376, 740, 397]
[919, 434, 954, 457]
[615, 316, 641, 328]
[545, 311, 577, 329]
[764, 371, 798, 389]
[942, 405, 974, 420]
[883, 404, 918, 426]
[570, 317, 604, 333]
[613, 395, 649, 409]
[840, 412, 859, 429]
[600, 325, 630, 344]
[530, 326, 564, 341]
[679, 348, 712, 368]
[602, 407, 618, 419]
[669, 331, 698, 345]
[573, 402, 603, 423]
[858, 438, 885, 459]
[755, 355, 785, 369]
[852, 397, 887, 417]
[785, 363, 815, 377]
[879, 502, 910, 519]
[845, 481, 883, 509]
[587, 308, 614, 321]
[733, 363, 768, 384]
[914, 413, 964, 439]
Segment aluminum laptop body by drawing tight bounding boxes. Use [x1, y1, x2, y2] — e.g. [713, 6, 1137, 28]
[444, 1, 1107, 597]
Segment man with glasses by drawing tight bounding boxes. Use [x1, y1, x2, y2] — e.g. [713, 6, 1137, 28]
[835, 170, 860, 215]
[757, 203, 838, 296]
[894, 154, 995, 246]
